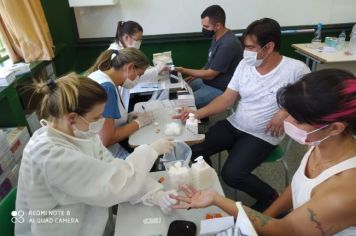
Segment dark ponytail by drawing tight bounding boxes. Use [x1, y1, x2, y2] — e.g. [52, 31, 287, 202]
[115, 20, 143, 47]
[277, 69, 356, 135]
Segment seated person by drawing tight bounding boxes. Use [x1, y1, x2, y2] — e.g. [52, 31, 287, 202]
[86, 48, 152, 158]
[175, 5, 243, 108]
[175, 18, 310, 211]
[171, 69, 356, 236]
[15, 74, 177, 236]
[108, 20, 167, 82]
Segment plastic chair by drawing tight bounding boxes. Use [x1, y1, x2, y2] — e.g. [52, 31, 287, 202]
[0, 187, 17, 236]
[263, 138, 293, 187]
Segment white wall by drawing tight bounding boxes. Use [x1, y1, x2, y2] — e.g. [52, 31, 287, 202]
[73, 0, 356, 38]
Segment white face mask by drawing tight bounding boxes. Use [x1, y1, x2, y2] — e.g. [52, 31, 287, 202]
[122, 67, 139, 89]
[284, 120, 330, 146]
[243, 45, 267, 67]
[73, 116, 105, 139]
[127, 40, 141, 49]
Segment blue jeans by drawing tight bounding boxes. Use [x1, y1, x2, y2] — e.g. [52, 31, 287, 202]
[189, 79, 223, 108]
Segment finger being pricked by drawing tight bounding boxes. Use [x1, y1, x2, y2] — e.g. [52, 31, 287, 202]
[169, 194, 192, 204]
[179, 184, 196, 197]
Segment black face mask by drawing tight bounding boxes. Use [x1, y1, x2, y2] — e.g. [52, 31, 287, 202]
[202, 28, 215, 38]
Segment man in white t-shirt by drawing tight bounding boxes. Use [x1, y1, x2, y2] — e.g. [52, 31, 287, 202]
[175, 18, 310, 212]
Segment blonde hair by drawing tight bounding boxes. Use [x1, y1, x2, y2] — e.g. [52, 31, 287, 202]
[86, 48, 149, 74]
[32, 73, 107, 120]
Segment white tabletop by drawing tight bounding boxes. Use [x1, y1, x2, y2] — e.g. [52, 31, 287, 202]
[114, 171, 227, 236]
[292, 42, 356, 63]
[128, 105, 205, 147]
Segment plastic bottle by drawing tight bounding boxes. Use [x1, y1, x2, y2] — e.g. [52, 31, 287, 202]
[347, 25, 356, 55]
[185, 113, 198, 139]
[311, 23, 323, 49]
[336, 30, 346, 51]
[191, 156, 215, 190]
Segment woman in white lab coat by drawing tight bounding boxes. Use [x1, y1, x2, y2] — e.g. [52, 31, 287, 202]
[86, 48, 152, 158]
[15, 74, 177, 236]
[108, 20, 167, 82]
[171, 69, 356, 236]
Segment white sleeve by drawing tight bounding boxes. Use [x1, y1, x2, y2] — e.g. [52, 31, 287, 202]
[42, 143, 162, 207]
[139, 66, 158, 82]
[227, 62, 243, 92]
[294, 61, 311, 82]
[98, 141, 163, 205]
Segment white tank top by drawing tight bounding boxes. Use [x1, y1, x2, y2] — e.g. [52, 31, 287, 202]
[291, 147, 356, 236]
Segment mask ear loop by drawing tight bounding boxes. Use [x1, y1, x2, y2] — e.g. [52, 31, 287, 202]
[308, 124, 329, 135]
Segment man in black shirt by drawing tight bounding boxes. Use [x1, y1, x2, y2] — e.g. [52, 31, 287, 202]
[176, 5, 243, 108]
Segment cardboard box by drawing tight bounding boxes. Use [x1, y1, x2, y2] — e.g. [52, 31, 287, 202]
[0, 163, 19, 200]
[0, 130, 10, 158]
[0, 177, 13, 200]
[1, 127, 30, 163]
[0, 150, 16, 179]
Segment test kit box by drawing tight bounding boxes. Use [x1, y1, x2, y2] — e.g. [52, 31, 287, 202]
[0, 150, 16, 179]
[0, 163, 20, 200]
[177, 94, 195, 107]
[0, 69, 16, 86]
[0, 127, 30, 163]
[6, 62, 31, 76]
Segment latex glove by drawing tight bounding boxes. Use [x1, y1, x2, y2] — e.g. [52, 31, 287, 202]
[128, 111, 139, 122]
[154, 61, 168, 73]
[134, 112, 152, 128]
[152, 190, 178, 214]
[150, 139, 175, 155]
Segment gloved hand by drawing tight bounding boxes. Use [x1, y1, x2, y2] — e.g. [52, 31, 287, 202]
[152, 190, 178, 214]
[128, 111, 139, 122]
[150, 139, 174, 155]
[134, 112, 152, 128]
[154, 61, 168, 73]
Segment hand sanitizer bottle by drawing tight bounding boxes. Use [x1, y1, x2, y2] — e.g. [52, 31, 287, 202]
[311, 23, 323, 49]
[336, 30, 346, 51]
[191, 156, 215, 190]
[347, 25, 356, 55]
[185, 113, 198, 139]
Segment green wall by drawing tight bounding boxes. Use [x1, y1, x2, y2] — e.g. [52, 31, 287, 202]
[40, 0, 354, 76]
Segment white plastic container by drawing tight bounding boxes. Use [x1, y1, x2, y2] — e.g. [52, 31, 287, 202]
[185, 113, 198, 139]
[191, 156, 215, 190]
[165, 160, 191, 189]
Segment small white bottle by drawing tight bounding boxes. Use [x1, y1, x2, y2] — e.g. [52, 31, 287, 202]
[347, 30, 356, 55]
[191, 156, 215, 190]
[185, 113, 198, 139]
[336, 30, 346, 51]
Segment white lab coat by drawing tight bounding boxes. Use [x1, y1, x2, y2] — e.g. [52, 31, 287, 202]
[15, 125, 162, 236]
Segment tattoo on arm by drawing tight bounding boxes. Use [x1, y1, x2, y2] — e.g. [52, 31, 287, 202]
[307, 208, 325, 236]
[245, 208, 273, 227]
